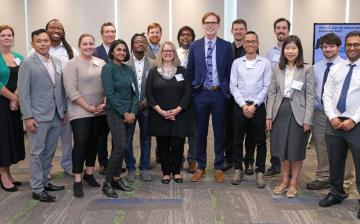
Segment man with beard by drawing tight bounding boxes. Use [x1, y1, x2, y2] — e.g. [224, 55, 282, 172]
[145, 23, 162, 60]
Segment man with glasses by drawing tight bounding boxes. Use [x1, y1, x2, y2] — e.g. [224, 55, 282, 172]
[187, 12, 233, 183]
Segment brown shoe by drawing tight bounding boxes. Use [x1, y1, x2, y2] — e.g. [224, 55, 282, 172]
[191, 169, 205, 182]
[188, 162, 197, 173]
[214, 170, 225, 183]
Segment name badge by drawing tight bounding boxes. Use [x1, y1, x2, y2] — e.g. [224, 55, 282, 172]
[131, 82, 136, 93]
[14, 58, 21, 66]
[175, 74, 184, 81]
[272, 54, 280, 63]
[291, 80, 304, 91]
[246, 60, 256, 69]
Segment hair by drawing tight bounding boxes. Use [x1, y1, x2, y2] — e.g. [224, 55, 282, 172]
[273, 18, 291, 31]
[245, 31, 258, 40]
[100, 22, 116, 34]
[31, 29, 48, 41]
[130, 32, 147, 51]
[279, 35, 304, 70]
[0, 25, 14, 37]
[78, 33, 95, 48]
[45, 19, 74, 59]
[345, 31, 360, 43]
[231, 19, 247, 30]
[320, 33, 342, 47]
[108, 39, 130, 62]
[156, 41, 180, 67]
[147, 23, 162, 33]
[202, 12, 220, 24]
[177, 26, 196, 47]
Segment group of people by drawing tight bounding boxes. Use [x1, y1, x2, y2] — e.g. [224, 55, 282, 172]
[0, 11, 359, 219]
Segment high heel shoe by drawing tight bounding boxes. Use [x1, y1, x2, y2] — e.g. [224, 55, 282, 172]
[0, 180, 18, 192]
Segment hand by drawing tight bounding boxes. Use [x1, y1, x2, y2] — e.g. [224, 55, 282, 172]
[330, 117, 343, 130]
[25, 118, 38, 133]
[61, 113, 68, 125]
[168, 107, 182, 117]
[124, 112, 136, 124]
[341, 119, 356, 132]
[242, 105, 254, 118]
[303, 123, 312, 132]
[94, 104, 105, 114]
[85, 105, 97, 113]
[266, 119, 272, 131]
[10, 99, 19, 111]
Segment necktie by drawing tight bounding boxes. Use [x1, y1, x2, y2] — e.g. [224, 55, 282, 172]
[336, 64, 356, 113]
[321, 62, 333, 104]
[205, 40, 213, 87]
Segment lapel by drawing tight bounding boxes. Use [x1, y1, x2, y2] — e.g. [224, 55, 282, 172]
[141, 57, 150, 90]
[199, 38, 206, 75]
[32, 53, 55, 86]
[215, 37, 221, 74]
[278, 67, 285, 96]
[100, 45, 109, 63]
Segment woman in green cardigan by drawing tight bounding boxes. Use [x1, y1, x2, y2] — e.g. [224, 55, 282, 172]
[0, 25, 25, 192]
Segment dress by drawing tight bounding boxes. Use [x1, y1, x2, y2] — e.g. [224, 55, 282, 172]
[0, 66, 25, 166]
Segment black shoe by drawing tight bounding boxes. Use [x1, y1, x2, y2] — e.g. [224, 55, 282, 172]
[306, 180, 330, 190]
[161, 178, 170, 184]
[244, 164, 255, 175]
[156, 156, 161, 164]
[44, 183, 65, 191]
[32, 191, 55, 202]
[111, 178, 132, 191]
[357, 207, 360, 219]
[264, 169, 281, 177]
[319, 193, 342, 207]
[222, 161, 233, 172]
[102, 181, 118, 198]
[13, 181, 22, 187]
[83, 172, 101, 188]
[174, 177, 183, 183]
[73, 182, 84, 198]
[99, 166, 107, 176]
[0, 181, 18, 192]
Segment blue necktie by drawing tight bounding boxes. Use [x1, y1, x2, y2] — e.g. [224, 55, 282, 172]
[336, 64, 356, 113]
[205, 40, 213, 87]
[321, 62, 333, 104]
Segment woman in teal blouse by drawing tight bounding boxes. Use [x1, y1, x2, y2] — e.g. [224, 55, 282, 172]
[0, 25, 25, 192]
[101, 39, 138, 198]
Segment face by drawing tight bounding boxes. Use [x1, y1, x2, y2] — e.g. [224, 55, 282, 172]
[102, 25, 116, 46]
[0, 29, 14, 48]
[274, 21, 289, 42]
[231, 23, 247, 42]
[284, 41, 299, 64]
[345, 36, 360, 62]
[179, 30, 193, 48]
[161, 44, 175, 63]
[147, 27, 161, 45]
[132, 36, 147, 53]
[46, 20, 64, 43]
[203, 15, 219, 38]
[243, 34, 258, 54]
[321, 43, 340, 59]
[112, 43, 127, 63]
[32, 32, 51, 56]
[79, 36, 95, 57]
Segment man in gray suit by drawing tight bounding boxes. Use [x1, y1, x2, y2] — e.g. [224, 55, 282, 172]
[18, 29, 67, 202]
[124, 33, 156, 182]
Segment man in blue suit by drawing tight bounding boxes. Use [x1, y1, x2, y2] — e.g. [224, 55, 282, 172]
[188, 12, 233, 183]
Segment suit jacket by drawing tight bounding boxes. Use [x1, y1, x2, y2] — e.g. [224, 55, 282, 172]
[187, 37, 234, 98]
[18, 53, 67, 122]
[93, 44, 110, 63]
[266, 64, 315, 126]
[145, 45, 158, 60]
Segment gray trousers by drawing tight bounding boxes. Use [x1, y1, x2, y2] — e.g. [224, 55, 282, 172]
[59, 122, 73, 170]
[29, 114, 61, 193]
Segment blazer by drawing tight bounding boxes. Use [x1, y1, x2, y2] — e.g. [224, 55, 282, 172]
[93, 44, 110, 63]
[18, 53, 67, 122]
[127, 55, 156, 115]
[145, 45, 156, 60]
[266, 64, 315, 126]
[187, 37, 234, 98]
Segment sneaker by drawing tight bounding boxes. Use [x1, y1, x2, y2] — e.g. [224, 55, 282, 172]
[73, 182, 84, 198]
[126, 171, 136, 182]
[256, 172, 266, 188]
[83, 172, 101, 188]
[306, 180, 330, 190]
[140, 170, 152, 181]
[231, 169, 243, 185]
[264, 169, 280, 177]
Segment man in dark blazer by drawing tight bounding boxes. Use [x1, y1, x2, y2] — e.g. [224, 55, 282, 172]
[93, 22, 116, 174]
[187, 12, 233, 183]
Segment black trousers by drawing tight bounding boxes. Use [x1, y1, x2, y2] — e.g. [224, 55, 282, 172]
[70, 116, 106, 174]
[233, 104, 266, 173]
[156, 136, 185, 176]
[326, 121, 360, 200]
[97, 123, 109, 168]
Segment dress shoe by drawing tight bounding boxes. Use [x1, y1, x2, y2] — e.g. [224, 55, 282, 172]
[214, 170, 225, 183]
[83, 172, 101, 188]
[32, 191, 55, 202]
[44, 183, 65, 191]
[102, 181, 118, 198]
[222, 161, 233, 172]
[99, 166, 107, 176]
[111, 178, 132, 191]
[73, 182, 84, 198]
[245, 164, 255, 175]
[264, 169, 280, 177]
[306, 180, 330, 190]
[13, 181, 22, 187]
[191, 169, 205, 182]
[187, 162, 197, 173]
[319, 193, 342, 207]
[0, 181, 17, 192]
[231, 169, 244, 185]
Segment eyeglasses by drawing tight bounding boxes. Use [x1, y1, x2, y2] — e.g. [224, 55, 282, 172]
[346, 43, 360, 48]
[244, 40, 258, 45]
[203, 21, 218, 26]
[162, 50, 174, 54]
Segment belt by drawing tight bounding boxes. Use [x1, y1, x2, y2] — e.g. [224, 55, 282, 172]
[338, 117, 350, 121]
[245, 101, 254, 106]
[203, 86, 221, 91]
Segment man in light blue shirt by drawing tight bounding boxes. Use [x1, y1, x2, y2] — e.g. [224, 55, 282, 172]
[230, 31, 271, 188]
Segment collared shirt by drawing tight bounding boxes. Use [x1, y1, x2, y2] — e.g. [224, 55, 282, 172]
[103, 43, 110, 55]
[204, 37, 219, 86]
[323, 58, 360, 124]
[35, 52, 55, 84]
[149, 43, 160, 56]
[133, 54, 145, 98]
[232, 42, 246, 59]
[284, 66, 296, 98]
[49, 42, 79, 68]
[230, 55, 271, 107]
[266, 45, 281, 68]
[177, 47, 189, 67]
[314, 56, 345, 111]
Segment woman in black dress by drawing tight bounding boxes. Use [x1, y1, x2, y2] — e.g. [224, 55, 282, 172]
[146, 41, 193, 184]
[0, 25, 25, 192]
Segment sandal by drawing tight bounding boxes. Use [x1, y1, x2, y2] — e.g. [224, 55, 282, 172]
[273, 184, 288, 195]
[286, 186, 298, 198]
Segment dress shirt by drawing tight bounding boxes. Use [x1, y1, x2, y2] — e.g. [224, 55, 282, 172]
[323, 58, 360, 124]
[266, 45, 281, 68]
[35, 52, 55, 84]
[233, 42, 246, 59]
[103, 43, 110, 55]
[133, 54, 145, 98]
[230, 55, 271, 107]
[177, 47, 189, 67]
[284, 66, 295, 98]
[314, 56, 345, 111]
[204, 37, 219, 86]
[149, 43, 160, 56]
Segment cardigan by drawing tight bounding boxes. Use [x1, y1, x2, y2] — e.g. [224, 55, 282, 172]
[0, 51, 24, 90]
